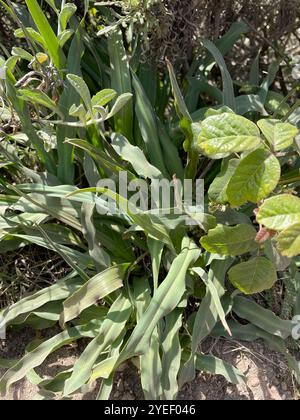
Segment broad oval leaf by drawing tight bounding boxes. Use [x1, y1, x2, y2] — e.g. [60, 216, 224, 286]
[277, 223, 300, 258]
[200, 224, 258, 256]
[256, 194, 300, 231]
[227, 149, 281, 206]
[196, 113, 261, 158]
[228, 257, 277, 294]
[257, 119, 298, 151]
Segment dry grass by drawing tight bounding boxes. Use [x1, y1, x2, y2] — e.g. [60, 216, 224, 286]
[0, 246, 71, 308]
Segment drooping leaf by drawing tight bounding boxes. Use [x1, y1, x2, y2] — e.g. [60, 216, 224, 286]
[233, 296, 294, 339]
[17, 88, 63, 117]
[227, 149, 281, 206]
[201, 39, 236, 111]
[228, 257, 277, 294]
[59, 3, 77, 32]
[200, 224, 258, 256]
[0, 324, 99, 395]
[196, 113, 261, 158]
[111, 133, 162, 179]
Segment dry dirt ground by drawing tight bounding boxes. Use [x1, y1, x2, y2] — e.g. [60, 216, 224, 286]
[0, 328, 299, 401]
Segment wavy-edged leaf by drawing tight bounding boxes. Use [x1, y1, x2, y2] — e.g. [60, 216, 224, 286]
[134, 279, 162, 400]
[67, 187, 174, 250]
[0, 324, 99, 395]
[160, 309, 183, 400]
[0, 272, 82, 329]
[179, 258, 233, 386]
[119, 237, 200, 364]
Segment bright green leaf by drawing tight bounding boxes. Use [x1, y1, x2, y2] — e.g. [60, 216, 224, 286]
[200, 224, 258, 256]
[227, 149, 281, 206]
[196, 113, 261, 158]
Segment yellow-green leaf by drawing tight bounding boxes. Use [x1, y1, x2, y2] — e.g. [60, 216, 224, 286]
[257, 194, 300, 231]
[196, 113, 261, 159]
[208, 158, 239, 204]
[228, 257, 277, 294]
[200, 224, 258, 256]
[227, 149, 281, 206]
[258, 119, 298, 151]
[277, 223, 300, 258]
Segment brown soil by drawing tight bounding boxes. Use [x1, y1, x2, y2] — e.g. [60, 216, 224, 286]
[0, 329, 299, 401]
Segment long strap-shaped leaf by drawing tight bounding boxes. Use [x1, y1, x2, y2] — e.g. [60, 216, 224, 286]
[201, 39, 236, 111]
[0, 324, 99, 395]
[118, 237, 200, 363]
[25, 0, 66, 69]
[133, 278, 162, 400]
[63, 294, 132, 395]
[179, 258, 233, 386]
[60, 263, 129, 327]
[108, 29, 133, 142]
